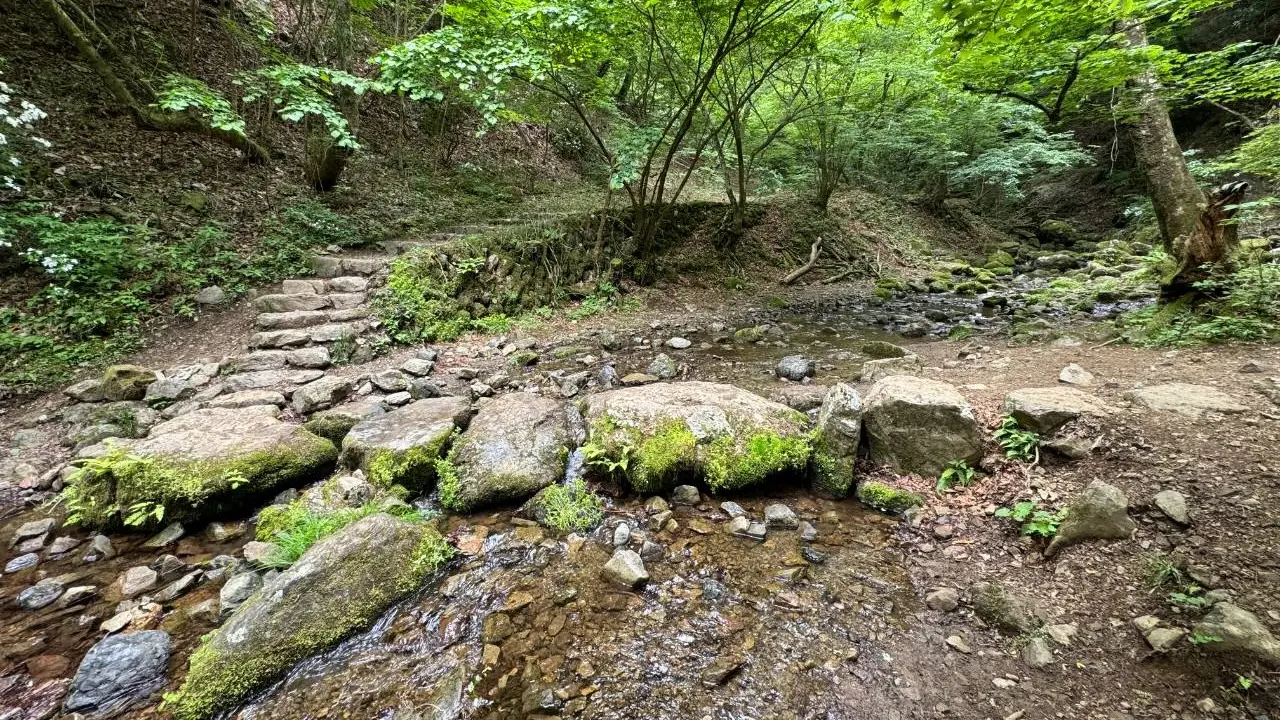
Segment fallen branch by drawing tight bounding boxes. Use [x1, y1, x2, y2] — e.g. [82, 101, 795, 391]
[821, 266, 857, 284]
[781, 236, 823, 285]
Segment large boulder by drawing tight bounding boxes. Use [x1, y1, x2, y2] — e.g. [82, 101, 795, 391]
[862, 376, 981, 477]
[1127, 383, 1249, 417]
[340, 397, 472, 489]
[583, 381, 811, 493]
[303, 400, 386, 444]
[99, 365, 157, 402]
[1191, 603, 1280, 667]
[1045, 480, 1135, 557]
[1003, 387, 1111, 434]
[165, 515, 453, 720]
[442, 394, 570, 512]
[62, 406, 337, 528]
[812, 383, 862, 497]
[64, 630, 171, 717]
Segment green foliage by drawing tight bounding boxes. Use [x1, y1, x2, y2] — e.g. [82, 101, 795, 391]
[154, 74, 247, 136]
[1188, 631, 1222, 646]
[994, 500, 1066, 538]
[537, 480, 605, 532]
[373, 250, 473, 343]
[1168, 585, 1212, 611]
[472, 313, 512, 334]
[0, 200, 358, 391]
[936, 459, 978, 492]
[1129, 262, 1280, 347]
[1144, 552, 1185, 590]
[704, 431, 811, 492]
[994, 415, 1039, 462]
[238, 64, 374, 149]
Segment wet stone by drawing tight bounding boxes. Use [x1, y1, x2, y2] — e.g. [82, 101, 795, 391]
[144, 522, 185, 548]
[84, 535, 116, 562]
[46, 536, 80, 555]
[613, 523, 631, 547]
[645, 496, 670, 514]
[720, 501, 746, 519]
[114, 566, 158, 600]
[12, 518, 55, 548]
[764, 503, 799, 529]
[798, 521, 818, 542]
[58, 585, 98, 607]
[18, 581, 64, 610]
[671, 485, 700, 505]
[65, 630, 171, 716]
[602, 549, 649, 589]
[5, 552, 38, 573]
[482, 612, 514, 643]
[776, 355, 814, 381]
[220, 572, 262, 615]
[639, 540, 664, 561]
[744, 521, 768, 541]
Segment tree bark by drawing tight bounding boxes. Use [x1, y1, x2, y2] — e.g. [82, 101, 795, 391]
[1122, 20, 1241, 297]
[40, 0, 270, 163]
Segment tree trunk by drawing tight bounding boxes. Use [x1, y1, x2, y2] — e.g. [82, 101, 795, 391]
[40, 0, 270, 163]
[1122, 20, 1243, 297]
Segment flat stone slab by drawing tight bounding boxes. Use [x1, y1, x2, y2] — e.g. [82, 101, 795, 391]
[249, 330, 311, 349]
[445, 394, 569, 511]
[341, 397, 472, 489]
[253, 294, 331, 313]
[256, 311, 331, 330]
[1127, 383, 1248, 417]
[1003, 387, 1112, 434]
[65, 406, 336, 527]
[223, 369, 325, 394]
[863, 376, 981, 477]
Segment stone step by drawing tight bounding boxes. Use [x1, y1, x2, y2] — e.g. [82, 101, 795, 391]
[308, 322, 369, 344]
[282, 279, 327, 295]
[256, 307, 371, 331]
[310, 256, 389, 278]
[227, 347, 331, 373]
[253, 294, 332, 313]
[222, 369, 326, 394]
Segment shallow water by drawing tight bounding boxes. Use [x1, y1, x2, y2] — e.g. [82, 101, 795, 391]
[234, 490, 916, 720]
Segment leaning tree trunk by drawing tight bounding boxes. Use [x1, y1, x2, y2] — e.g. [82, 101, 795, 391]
[1122, 20, 1245, 298]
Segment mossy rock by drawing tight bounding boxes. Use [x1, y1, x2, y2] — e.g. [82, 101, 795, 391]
[100, 365, 158, 402]
[164, 514, 452, 720]
[860, 341, 909, 360]
[441, 393, 569, 512]
[855, 480, 923, 514]
[520, 481, 605, 533]
[583, 381, 811, 494]
[62, 406, 337, 529]
[340, 397, 472, 490]
[303, 400, 386, 444]
[984, 250, 1016, 268]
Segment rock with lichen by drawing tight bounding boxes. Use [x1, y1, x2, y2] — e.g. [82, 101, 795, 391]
[164, 514, 453, 720]
[582, 381, 811, 494]
[59, 406, 337, 529]
[441, 394, 570, 512]
[1044, 480, 1135, 557]
[812, 383, 862, 497]
[339, 397, 471, 490]
[862, 376, 981, 477]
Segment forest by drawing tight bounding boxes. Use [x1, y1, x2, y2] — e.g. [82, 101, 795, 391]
[0, 0, 1279, 718]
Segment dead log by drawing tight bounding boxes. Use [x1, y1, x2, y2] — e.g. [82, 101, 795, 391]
[781, 236, 823, 285]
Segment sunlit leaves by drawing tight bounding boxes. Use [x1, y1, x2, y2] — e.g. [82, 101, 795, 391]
[154, 74, 247, 136]
[236, 64, 368, 149]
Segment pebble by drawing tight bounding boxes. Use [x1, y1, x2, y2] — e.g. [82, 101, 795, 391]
[946, 635, 973, 654]
[925, 587, 959, 612]
[5, 553, 39, 573]
[602, 549, 649, 589]
[763, 503, 799, 529]
[613, 523, 631, 547]
[719, 501, 746, 519]
[666, 337, 692, 349]
[671, 485, 700, 505]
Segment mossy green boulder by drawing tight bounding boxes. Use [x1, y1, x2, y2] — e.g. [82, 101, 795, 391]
[164, 513, 452, 720]
[339, 396, 472, 489]
[856, 480, 924, 514]
[583, 381, 812, 493]
[100, 364, 158, 402]
[812, 383, 862, 497]
[61, 406, 337, 528]
[441, 393, 569, 512]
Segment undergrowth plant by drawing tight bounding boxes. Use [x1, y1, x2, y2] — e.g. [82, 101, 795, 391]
[537, 480, 605, 532]
[994, 416, 1039, 462]
[936, 459, 978, 493]
[994, 501, 1067, 538]
[1127, 260, 1280, 347]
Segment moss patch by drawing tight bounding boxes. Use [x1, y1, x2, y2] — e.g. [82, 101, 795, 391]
[631, 419, 698, 493]
[704, 431, 812, 492]
[61, 435, 337, 529]
[856, 480, 923, 514]
[533, 481, 605, 532]
[435, 457, 462, 510]
[811, 448, 855, 498]
[365, 439, 448, 490]
[303, 414, 361, 444]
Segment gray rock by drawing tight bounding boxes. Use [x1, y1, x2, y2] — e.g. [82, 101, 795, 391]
[671, 485, 700, 505]
[764, 503, 799, 529]
[775, 355, 814, 381]
[58, 585, 98, 607]
[5, 553, 38, 573]
[85, 534, 116, 562]
[46, 536, 80, 555]
[328, 276, 369, 293]
[401, 359, 434, 377]
[17, 581, 64, 610]
[12, 518, 55, 548]
[287, 346, 332, 369]
[1128, 383, 1248, 417]
[208, 389, 287, 409]
[813, 383, 861, 497]
[860, 354, 923, 383]
[143, 379, 196, 407]
[253, 294, 330, 313]
[1153, 489, 1190, 525]
[242, 541, 280, 565]
[186, 599, 220, 623]
[65, 378, 107, 403]
[666, 337, 692, 350]
[647, 353, 677, 379]
[248, 329, 311, 349]
[153, 570, 202, 603]
[1003, 387, 1111, 434]
[1021, 637, 1054, 668]
[744, 521, 768, 541]
[863, 376, 981, 477]
[340, 397, 471, 490]
[639, 540, 664, 560]
[1045, 480, 1135, 556]
[602, 549, 649, 589]
[303, 400, 386, 444]
[1058, 363, 1094, 386]
[220, 572, 262, 615]
[384, 391, 412, 406]
[726, 516, 752, 536]
[100, 365, 158, 402]
[293, 376, 355, 414]
[971, 582, 1042, 633]
[445, 394, 568, 511]
[1191, 603, 1280, 667]
[371, 370, 411, 393]
[720, 501, 746, 519]
[256, 311, 329, 330]
[925, 587, 959, 612]
[613, 523, 631, 547]
[598, 330, 622, 351]
[861, 341, 909, 359]
[143, 522, 185, 548]
[1146, 627, 1186, 651]
[113, 566, 158, 599]
[195, 286, 226, 305]
[222, 369, 324, 393]
[798, 521, 817, 541]
[65, 631, 171, 716]
[152, 554, 187, 581]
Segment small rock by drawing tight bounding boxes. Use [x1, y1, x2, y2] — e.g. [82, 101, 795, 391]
[1058, 363, 1094, 386]
[647, 354, 677, 379]
[143, 522, 185, 548]
[1191, 602, 1280, 666]
[666, 337, 692, 350]
[1045, 623, 1078, 646]
[764, 503, 799, 529]
[5, 553, 39, 573]
[186, 599, 220, 623]
[1045, 480, 1135, 557]
[992, 677, 1017, 690]
[219, 572, 262, 615]
[85, 534, 116, 562]
[720, 501, 746, 519]
[401, 359, 434, 377]
[776, 355, 814, 381]
[613, 523, 631, 547]
[644, 496, 670, 514]
[700, 655, 744, 687]
[58, 585, 98, 607]
[1153, 489, 1190, 525]
[1146, 627, 1187, 651]
[1238, 360, 1268, 373]
[113, 566, 158, 600]
[639, 540, 664, 560]
[195, 286, 226, 305]
[65, 630, 171, 716]
[925, 588, 959, 612]
[11, 518, 55, 548]
[946, 635, 973, 653]
[1132, 615, 1162, 634]
[972, 582, 1042, 633]
[153, 571, 202, 603]
[671, 485, 700, 505]
[1021, 637, 1054, 668]
[46, 536, 80, 555]
[17, 582, 64, 610]
[602, 549, 649, 589]
[482, 612, 514, 643]
[242, 541, 280, 565]
[798, 521, 817, 542]
[726, 516, 751, 536]
[744, 521, 768, 541]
